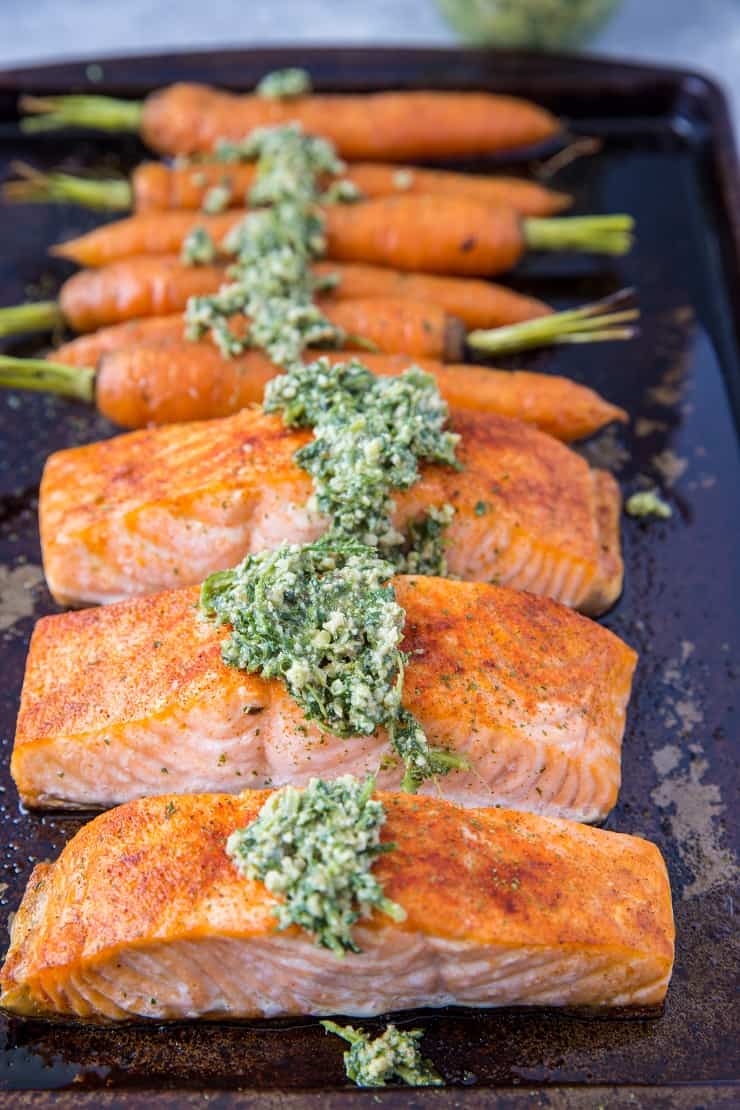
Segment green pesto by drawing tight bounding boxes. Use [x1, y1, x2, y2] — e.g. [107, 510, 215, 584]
[255, 67, 313, 100]
[184, 126, 351, 365]
[180, 225, 217, 265]
[200, 538, 466, 790]
[201, 181, 233, 214]
[625, 489, 672, 519]
[227, 775, 403, 954]
[321, 1021, 444, 1087]
[264, 357, 460, 568]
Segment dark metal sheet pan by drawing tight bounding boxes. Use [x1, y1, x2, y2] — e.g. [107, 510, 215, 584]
[0, 47, 738, 1105]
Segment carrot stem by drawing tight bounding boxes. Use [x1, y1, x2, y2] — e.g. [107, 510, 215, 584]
[3, 164, 132, 210]
[467, 290, 639, 354]
[20, 94, 143, 134]
[0, 301, 64, 337]
[523, 214, 634, 255]
[0, 356, 94, 402]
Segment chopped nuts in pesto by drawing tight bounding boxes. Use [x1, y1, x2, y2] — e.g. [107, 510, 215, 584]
[625, 489, 672, 519]
[264, 357, 460, 567]
[321, 178, 364, 204]
[201, 181, 233, 214]
[227, 775, 404, 954]
[181, 225, 217, 266]
[255, 67, 312, 100]
[321, 1020, 444, 1088]
[392, 169, 415, 191]
[200, 538, 466, 789]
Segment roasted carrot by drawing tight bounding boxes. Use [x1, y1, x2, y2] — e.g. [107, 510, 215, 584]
[0, 344, 627, 440]
[53, 299, 463, 362]
[59, 256, 230, 332]
[53, 255, 550, 334]
[5, 160, 570, 217]
[21, 86, 560, 161]
[2, 290, 637, 364]
[51, 197, 634, 274]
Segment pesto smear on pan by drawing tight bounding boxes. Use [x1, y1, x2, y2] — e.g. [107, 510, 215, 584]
[264, 357, 459, 574]
[184, 124, 358, 365]
[321, 1020, 444, 1088]
[200, 538, 466, 790]
[227, 775, 403, 954]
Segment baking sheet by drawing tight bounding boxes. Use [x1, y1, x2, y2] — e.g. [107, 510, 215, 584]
[0, 47, 738, 1103]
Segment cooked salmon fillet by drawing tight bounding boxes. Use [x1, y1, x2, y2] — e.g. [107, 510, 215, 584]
[12, 576, 636, 818]
[40, 409, 623, 613]
[0, 791, 674, 1021]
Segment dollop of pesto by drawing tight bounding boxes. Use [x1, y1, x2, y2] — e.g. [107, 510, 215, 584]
[625, 489, 672, 519]
[180, 225, 217, 265]
[321, 1020, 444, 1088]
[184, 126, 352, 364]
[201, 538, 466, 789]
[201, 180, 233, 214]
[227, 775, 404, 954]
[264, 357, 460, 569]
[255, 66, 312, 100]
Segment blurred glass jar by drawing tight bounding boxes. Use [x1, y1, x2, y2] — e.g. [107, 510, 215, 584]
[435, 0, 622, 49]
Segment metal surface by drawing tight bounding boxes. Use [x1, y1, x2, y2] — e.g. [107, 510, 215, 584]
[0, 48, 738, 1102]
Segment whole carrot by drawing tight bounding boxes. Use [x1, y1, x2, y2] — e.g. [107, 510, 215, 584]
[53, 299, 463, 362]
[0, 343, 626, 441]
[21, 85, 560, 161]
[5, 160, 570, 217]
[50, 197, 634, 273]
[6, 290, 637, 368]
[51, 256, 550, 333]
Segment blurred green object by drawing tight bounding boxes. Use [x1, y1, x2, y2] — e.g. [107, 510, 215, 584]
[434, 0, 622, 49]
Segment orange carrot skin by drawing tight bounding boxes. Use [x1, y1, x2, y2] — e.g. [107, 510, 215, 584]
[314, 261, 550, 329]
[52, 210, 240, 268]
[347, 164, 569, 216]
[55, 316, 188, 366]
[55, 296, 459, 364]
[57, 255, 550, 333]
[96, 343, 626, 439]
[141, 84, 560, 161]
[58, 256, 229, 333]
[133, 162, 257, 210]
[325, 195, 524, 276]
[326, 296, 462, 360]
[54, 197, 525, 276]
[131, 159, 569, 217]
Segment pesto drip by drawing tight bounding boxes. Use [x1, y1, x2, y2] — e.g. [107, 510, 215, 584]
[255, 67, 313, 100]
[200, 538, 467, 790]
[264, 357, 460, 574]
[321, 1020, 444, 1088]
[227, 775, 403, 954]
[183, 124, 358, 364]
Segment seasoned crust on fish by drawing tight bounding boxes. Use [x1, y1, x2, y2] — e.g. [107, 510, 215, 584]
[12, 576, 636, 819]
[0, 791, 674, 1022]
[40, 408, 623, 613]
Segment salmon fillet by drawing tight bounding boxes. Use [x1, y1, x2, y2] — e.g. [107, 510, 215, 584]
[0, 791, 675, 1021]
[12, 576, 636, 819]
[40, 409, 623, 613]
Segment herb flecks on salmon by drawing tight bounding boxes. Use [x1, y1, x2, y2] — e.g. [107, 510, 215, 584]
[0, 791, 674, 1021]
[12, 576, 635, 817]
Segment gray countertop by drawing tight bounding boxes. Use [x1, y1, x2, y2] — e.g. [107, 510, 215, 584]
[2, 0, 739, 130]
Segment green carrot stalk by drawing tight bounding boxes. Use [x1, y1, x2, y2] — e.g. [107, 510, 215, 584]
[468, 289, 639, 354]
[523, 214, 634, 255]
[0, 356, 94, 402]
[0, 301, 64, 338]
[19, 94, 143, 134]
[3, 163, 132, 211]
